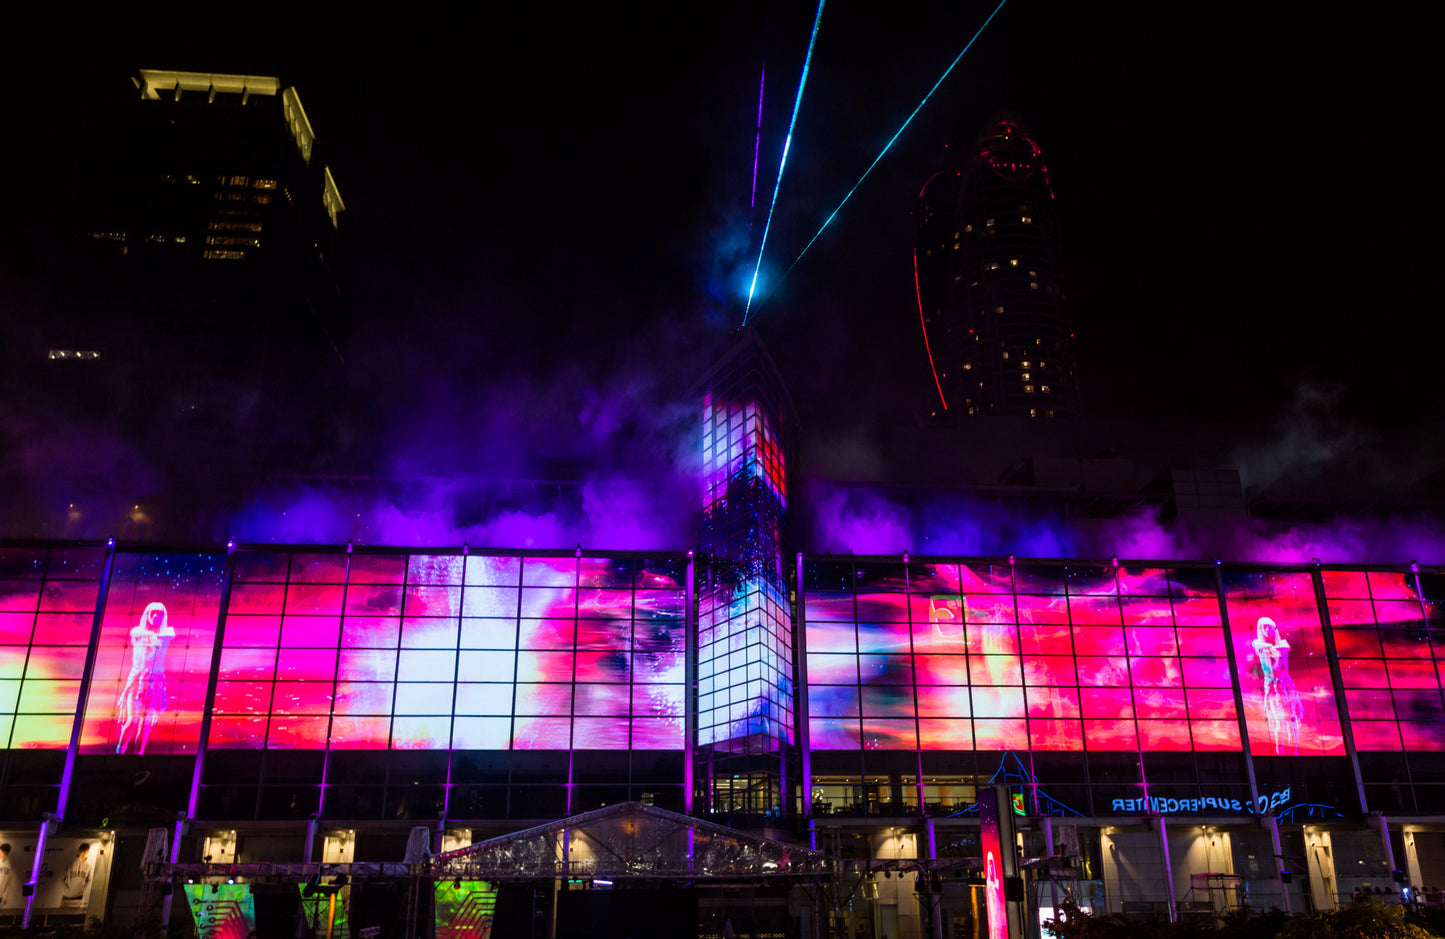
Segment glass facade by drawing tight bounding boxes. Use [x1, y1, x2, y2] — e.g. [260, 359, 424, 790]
[0, 546, 107, 750]
[4, 544, 1445, 825]
[1, 547, 689, 826]
[801, 558, 1445, 822]
[200, 552, 685, 752]
[7, 541, 1445, 932]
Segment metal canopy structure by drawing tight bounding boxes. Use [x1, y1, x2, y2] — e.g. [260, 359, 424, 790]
[426, 802, 834, 882]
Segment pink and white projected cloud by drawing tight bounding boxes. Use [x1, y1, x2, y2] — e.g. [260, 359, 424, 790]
[206, 553, 684, 751]
[804, 562, 1445, 755]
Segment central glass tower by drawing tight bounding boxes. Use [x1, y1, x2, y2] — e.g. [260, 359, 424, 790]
[695, 329, 802, 815]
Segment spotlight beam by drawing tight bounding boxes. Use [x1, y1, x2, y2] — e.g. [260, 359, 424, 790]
[742, 0, 827, 325]
[752, 0, 1011, 316]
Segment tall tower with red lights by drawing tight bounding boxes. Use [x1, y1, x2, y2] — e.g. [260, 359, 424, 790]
[915, 115, 1079, 419]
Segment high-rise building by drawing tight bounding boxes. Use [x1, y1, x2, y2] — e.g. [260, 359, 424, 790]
[15, 70, 347, 473]
[915, 115, 1080, 418]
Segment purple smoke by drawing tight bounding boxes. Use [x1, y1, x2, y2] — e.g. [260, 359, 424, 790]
[810, 484, 1445, 565]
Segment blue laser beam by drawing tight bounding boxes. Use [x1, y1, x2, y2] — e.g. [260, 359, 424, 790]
[741, 0, 827, 325]
[753, 0, 1011, 315]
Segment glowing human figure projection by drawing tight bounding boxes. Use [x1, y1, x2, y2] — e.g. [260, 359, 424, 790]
[114, 602, 175, 754]
[985, 849, 1005, 939]
[1252, 616, 1304, 754]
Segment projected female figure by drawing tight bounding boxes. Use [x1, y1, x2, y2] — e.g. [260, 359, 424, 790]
[1252, 616, 1304, 754]
[985, 850, 1005, 939]
[115, 602, 175, 754]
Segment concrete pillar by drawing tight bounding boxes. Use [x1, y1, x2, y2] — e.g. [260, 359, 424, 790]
[1305, 830, 1337, 911]
[1404, 831, 1425, 892]
[1262, 814, 1291, 914]
[1367, 812, 1397, 884]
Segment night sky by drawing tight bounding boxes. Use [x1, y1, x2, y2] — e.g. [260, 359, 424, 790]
[2, 5, 1441, 499]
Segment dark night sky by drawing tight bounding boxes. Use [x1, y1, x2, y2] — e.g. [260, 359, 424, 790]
[2, 5, 1441, 484]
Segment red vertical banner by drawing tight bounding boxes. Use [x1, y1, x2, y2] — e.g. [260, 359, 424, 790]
[977, 785, 1021, 939]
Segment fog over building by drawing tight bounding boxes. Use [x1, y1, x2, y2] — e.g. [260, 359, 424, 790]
[3, 333, 1445, 938]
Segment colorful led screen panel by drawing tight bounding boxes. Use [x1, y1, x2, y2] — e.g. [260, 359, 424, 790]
[298, 885, 352, 939]
[1223, 571, 1343, 756]
[0, 547, 106, 749]
[804, 561, 1240, 755]
[208, 552, 684, 751]
[978, 787, 1016, 939]
[185, 883, 256, 939]
[80, 553, 226, 754]
[435, 880, 497, 938]
[703, 395, 786, 510]
[1324, 570, 1445, 751]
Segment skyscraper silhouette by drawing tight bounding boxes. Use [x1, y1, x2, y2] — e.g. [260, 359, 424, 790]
[21, 69, 347, 468]
[915, 115, 1079, 418]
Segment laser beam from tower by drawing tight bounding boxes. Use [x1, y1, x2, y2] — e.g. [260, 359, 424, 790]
[750, 0, 1011, 318]
[741, 0, 827, 325]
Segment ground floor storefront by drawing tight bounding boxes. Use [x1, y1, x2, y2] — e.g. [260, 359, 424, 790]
[7, 808, 1445, 937]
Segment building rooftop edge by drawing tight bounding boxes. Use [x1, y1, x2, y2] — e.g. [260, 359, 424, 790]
[137, 70, 281, 99]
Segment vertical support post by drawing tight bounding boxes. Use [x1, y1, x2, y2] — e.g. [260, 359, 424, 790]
[23, 814, 61, 930]
[165, 543, 239, 925]
[795, 553, 812, 817]
[685, 550, 697, 816]
[1216, 565, 1292, 914]
[1367, 812, 1396, 889]
[1305, 829, 1336, 910]
[1404, 830, 1425, 890]
[1263, 814, 1291, 914]
[925, 816, 942, 939]
[1213, 566, 1264, 818]
[1311, 568, 1368, 815]
[305, 817, 320, 863]
[1155, 816, 1177, 923]
[24, 538, 116, 930]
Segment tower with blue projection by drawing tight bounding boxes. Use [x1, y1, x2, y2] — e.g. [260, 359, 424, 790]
[695, 328, 801, 815]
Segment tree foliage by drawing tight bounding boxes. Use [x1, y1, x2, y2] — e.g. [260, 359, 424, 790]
[1281, 900, 1439, 939]
[1044, 897, 1441, 939]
